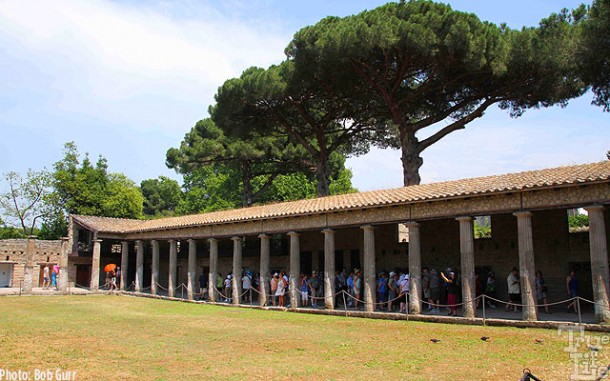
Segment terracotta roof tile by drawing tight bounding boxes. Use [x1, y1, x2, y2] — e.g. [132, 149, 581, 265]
[72, 161, 610, 234]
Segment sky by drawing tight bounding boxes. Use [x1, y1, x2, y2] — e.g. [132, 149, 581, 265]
[0, 0, 608, 193]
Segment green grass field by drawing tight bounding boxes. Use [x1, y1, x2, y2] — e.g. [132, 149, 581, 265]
[0, 295, 607, 380]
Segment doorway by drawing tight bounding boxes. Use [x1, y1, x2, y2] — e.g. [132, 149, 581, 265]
[0, 263, 13, 287]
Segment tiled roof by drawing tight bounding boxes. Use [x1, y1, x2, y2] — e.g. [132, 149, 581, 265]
[72, 161, 610, 234]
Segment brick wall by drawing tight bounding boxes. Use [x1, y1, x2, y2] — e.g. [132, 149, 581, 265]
[0, 239, 62, 287]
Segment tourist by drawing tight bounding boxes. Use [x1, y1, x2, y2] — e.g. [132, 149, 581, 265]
[377, 272, 388, 310]
[115, 267, 121, 289]
[224, 274, 232, 303]
[399, 273, 410, 313]
[335, 270, 344, 307]
[506, 268, 520, 312]
[387, 271, 398, 312]
[51, 266, 58, 290]
[198, 271, 208, 300]
[422, 267, 431, 311]
[308, 271, 320, 307]
[441, 271, 459, 316]
[346, 271, 354, 307]
[353, 270, 362, 309]
[270, 273, 279, 306]
[428, 269, 441, 314]
[42, 265, 50, 289]
[242, 271, 252, 303]
[300, 273, 309, 307]
[566, 270, 579, 313]
[485, 272, 497, 308]
[276, 272, 286, 307]
[474, 270, 482, 309]
[282, 272, 290, 307]
[109, 269, 117, 291]
[535, 271, 550, 314]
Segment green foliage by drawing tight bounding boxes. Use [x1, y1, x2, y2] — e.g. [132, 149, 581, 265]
[287, 1, 585, 185]
[579, 0, 610, 111]
[0, 226, 27, 239]
[53, 142, 143, 219]
[0, 169, 54, 236]
[141, 176, 183, 218]
[568, 213, 590, 229]
[38, 212, 67, 240]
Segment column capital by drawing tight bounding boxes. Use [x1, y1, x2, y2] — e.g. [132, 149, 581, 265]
[92, 239, 103, 243]
[231, 236, 243, 242]
[585, 205, 606, 213]
[168, 239, 176, 244]
[61, 237, 69, 242]
[287, 231, 300, 237]
[208, 238, 217, 244]
[360, 224, 375, 232]
[404, 221, 419, 228]
[187, 239, 196, 244]
[513, 211, 533, 218]
[27, 235, 37, 240]
[150, 239, 158, 246]
[258, 233, 270, 239]
[455, 216, 473, 223]
[322, 228, 335, 235]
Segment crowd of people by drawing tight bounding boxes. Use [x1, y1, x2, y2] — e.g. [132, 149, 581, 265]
[194, 265, 580, 315]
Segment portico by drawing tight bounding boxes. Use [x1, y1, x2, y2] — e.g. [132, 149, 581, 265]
[68, 162, 610, 323]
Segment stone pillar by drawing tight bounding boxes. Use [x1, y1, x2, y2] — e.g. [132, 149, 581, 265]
[288, 231, 300, 309]
[208, 238, 218, 302]
[120, 241, 129, 291]
[135, 240, 144, 293]
[168, 240, 177, 298]
[322, 229, 336, 310]
[231, 236, 243, 305]
[22, 236, 36, 293]
[406, 222, 422, 314]
[151, 240, 159, 295]
[585, 206, 610, 323]
[59, 237, 69, 293]
[90, 239, 102, 292]
[259, 234, 270, 307]
[456, 217, 475, 318]
[513, 211, 538, 322]
[361, 225, 376, 313]
[187, 239, 197, 301]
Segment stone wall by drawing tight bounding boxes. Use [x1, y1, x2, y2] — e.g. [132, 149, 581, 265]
[0, 239, 62, 287]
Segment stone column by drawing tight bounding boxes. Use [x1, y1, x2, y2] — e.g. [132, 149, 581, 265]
[59, 237, 69, 293]
[187, 239, 197, 301]
[120, 241, 129, 291]
[288, 231, 300, 309]
[361, 225, 376, 313]
[259, 234, 270, 307]
[22, 236, 36, 293]
[208, 238, 218, 302]
[151, 240, 159, 295]
[585, 206, 610, 323]
[513, 211, 538, 322]
[168, 240, 177, 298]
[90, 239, 102, 292]
[135, 240, 144, 293]
[406, 222, 422, 314]
[456, 217, 475, 318]
[322, 229, 336, 310]
[231, 236, 243, 305]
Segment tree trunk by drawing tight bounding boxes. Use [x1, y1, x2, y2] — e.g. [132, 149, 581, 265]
[315, 150, 330, 197]
[241, 160, 253, 207]
[399, 128, 423, 186]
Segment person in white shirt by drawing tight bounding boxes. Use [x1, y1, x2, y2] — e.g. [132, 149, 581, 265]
[505, 268, 520, 312]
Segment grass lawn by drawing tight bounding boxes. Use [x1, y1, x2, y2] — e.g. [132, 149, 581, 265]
[0, 295, 607, 380]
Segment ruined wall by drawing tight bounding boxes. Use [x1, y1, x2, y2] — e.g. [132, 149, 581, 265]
[0, 239, 62, 287]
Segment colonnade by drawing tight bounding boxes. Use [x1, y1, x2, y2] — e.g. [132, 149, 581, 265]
[86, 205, 610, 323]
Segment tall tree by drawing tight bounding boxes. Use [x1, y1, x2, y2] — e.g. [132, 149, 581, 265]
[141, 176, 183, 217]
[167, 118, 311, 207]
[578, 0, 610, 111]
[0, 169, 53, 236]
[212, 62, 392, 196]
[287, 1, 585, 185]
[53, 142, 143, 218]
